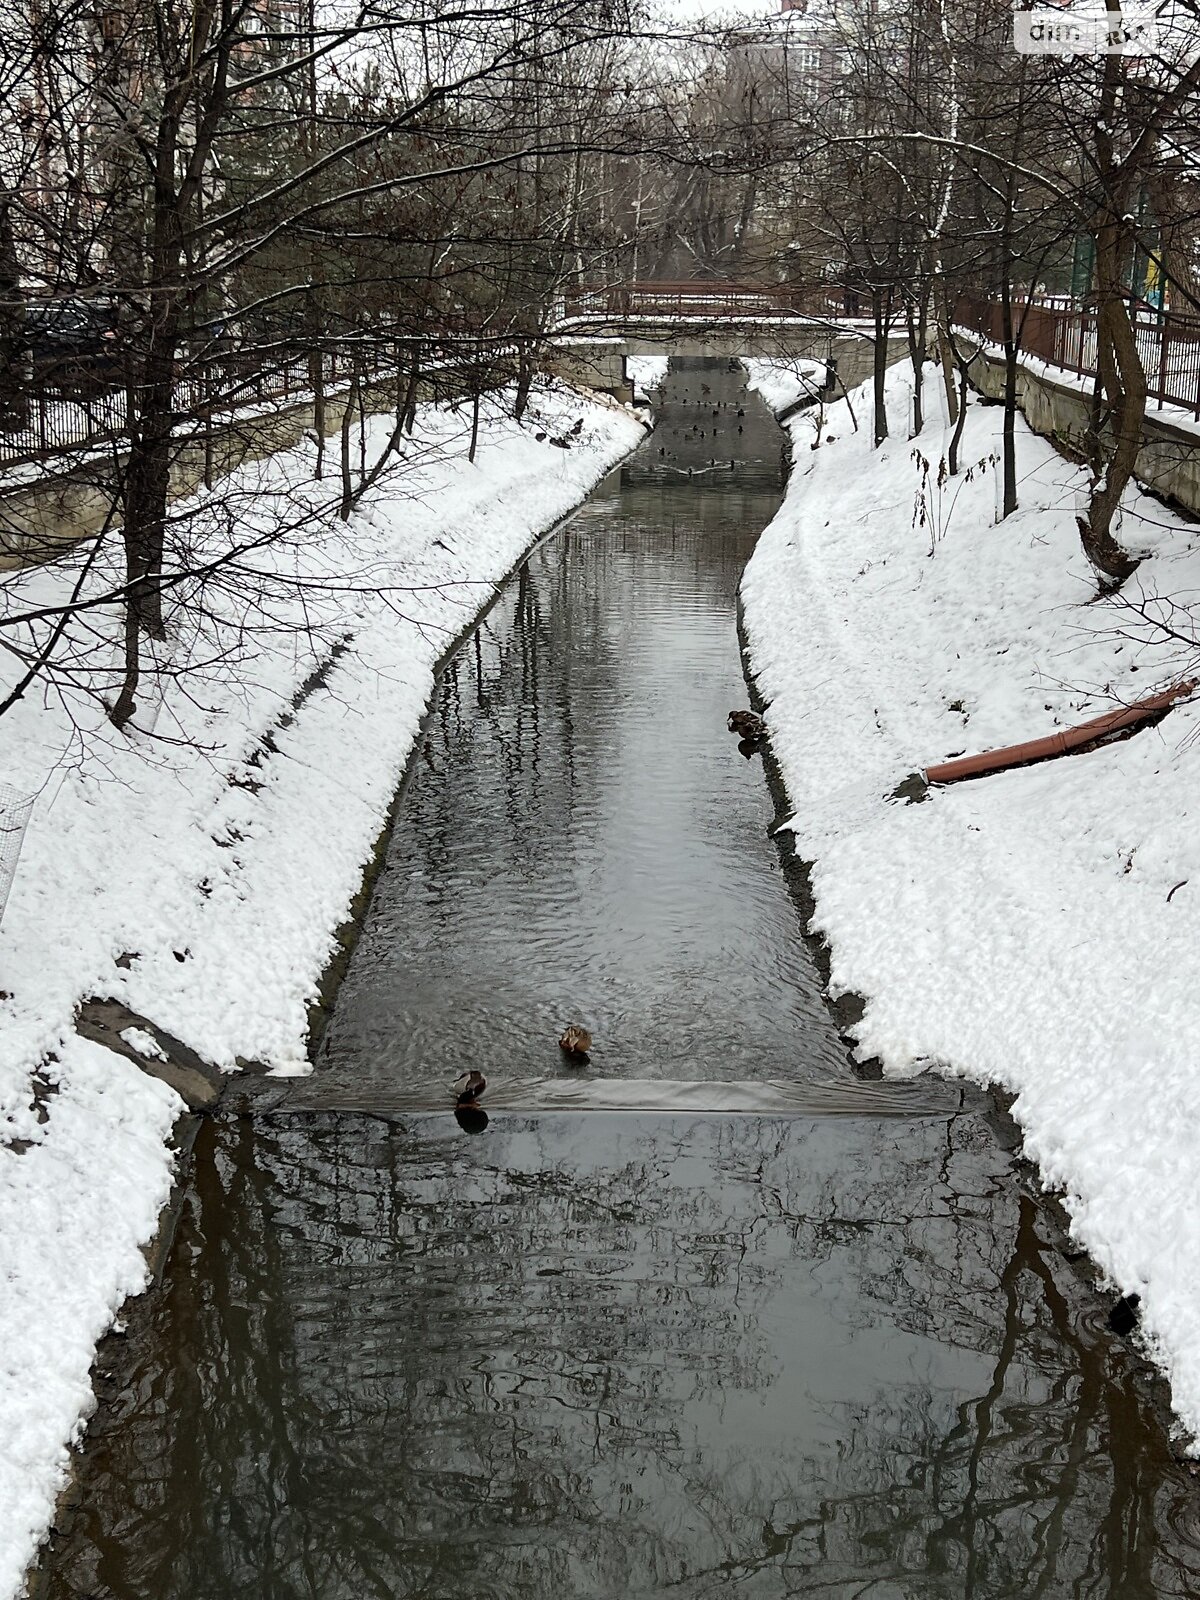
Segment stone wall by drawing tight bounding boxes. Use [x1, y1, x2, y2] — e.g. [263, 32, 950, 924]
[0, 375, 403, 569]
[966, 346, 1200, 519]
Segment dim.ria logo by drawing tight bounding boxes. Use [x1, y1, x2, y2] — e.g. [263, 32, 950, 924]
[1013, 0, 1160, 53]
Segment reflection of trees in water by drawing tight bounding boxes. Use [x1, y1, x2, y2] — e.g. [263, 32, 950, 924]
[317, 460, 842, 1092]
[45, 1112, 1200, 1600]
[407, 493, 771, 881]
[381, 451, 782, 902]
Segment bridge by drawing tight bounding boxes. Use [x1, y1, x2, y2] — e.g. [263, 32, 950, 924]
[559, 280, 846, 322]
[547, 280, 908, 401]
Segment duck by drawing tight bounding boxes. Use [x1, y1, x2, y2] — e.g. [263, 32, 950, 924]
[453, 1070, 487, 1106]
[728, 710, 766, 740]
[559, 1025, 591, 1060]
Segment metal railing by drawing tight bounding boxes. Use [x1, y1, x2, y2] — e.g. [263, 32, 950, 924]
[0, 347, 386, 474]
[559, 280, 848, 322]
[954, 293, 1200, 420]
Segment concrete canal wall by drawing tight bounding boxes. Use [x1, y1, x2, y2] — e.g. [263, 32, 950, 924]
[966, 344, 1200, 518]
[0, 373, 408, 568]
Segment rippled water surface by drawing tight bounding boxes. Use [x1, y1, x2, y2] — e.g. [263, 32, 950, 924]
[311, 366, 837, 1101]
[41, 361, 1200, 1599]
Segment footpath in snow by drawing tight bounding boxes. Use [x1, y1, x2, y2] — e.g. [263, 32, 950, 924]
[741, 357, 1200, 1453]
[0, 380, 643, 1599]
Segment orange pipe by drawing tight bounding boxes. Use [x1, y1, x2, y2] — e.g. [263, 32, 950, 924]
[924, 679, 1197, 785]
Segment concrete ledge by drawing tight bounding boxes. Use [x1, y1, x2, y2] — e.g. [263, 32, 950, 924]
[0, 374, 406, 568]
[549, 328, 911, 405]
[966, 344, 1200, 519]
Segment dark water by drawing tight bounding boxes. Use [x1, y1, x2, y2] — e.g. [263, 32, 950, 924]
[41, 362, 1200, 1599]
[307, 360, 834, 1106]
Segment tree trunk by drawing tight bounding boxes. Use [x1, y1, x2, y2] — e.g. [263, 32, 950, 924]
[937, 282, 959, 437]
[514, 341, 534, 421]
[122, 322, 177, 640]
[999, 278, 1018, 520]
[113, 33, 224, 713]
[401, 348, 421, 435]
[1075, 39, 1144, 589]
[308, 292, 325, 479]
[357, 369, 367, 480]
[1077, 226, 1145, 587]
[468, 365, 482, 464]
[109, 596, 142, 730]
[905, 287, 929, 437]
[872, 291, 889, 447]
[339, 368, 357, 520]
[313, 360, 326, 479]
[948, 358, 969, 479]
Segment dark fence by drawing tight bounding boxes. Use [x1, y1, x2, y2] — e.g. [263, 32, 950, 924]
[954, 293, 1200, 420]
[0, 348, 388, 474]
[559, 281, 849, 322]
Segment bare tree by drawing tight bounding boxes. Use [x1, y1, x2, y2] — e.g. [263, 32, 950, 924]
[0, 0, 640, 730]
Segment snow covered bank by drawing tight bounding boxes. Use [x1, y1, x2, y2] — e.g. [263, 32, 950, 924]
[0, 381, 642, 1599]
[741, 359, 1200, 1450]
[625, 354, 669, 404]
[743, 356, 825, 415]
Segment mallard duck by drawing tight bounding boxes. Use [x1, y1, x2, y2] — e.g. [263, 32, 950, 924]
[728, 710, 765, 740]
[454, 1070, 487, 1106]
[559, 1025, 591, 1060]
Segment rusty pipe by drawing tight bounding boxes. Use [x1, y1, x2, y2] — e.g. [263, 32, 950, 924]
[923, 679, 1197, 786]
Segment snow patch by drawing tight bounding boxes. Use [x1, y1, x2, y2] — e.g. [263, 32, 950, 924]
[625, 354, 669, 404]
[117, 1027, 166, 1061]
[742, 359, 1200, 1450]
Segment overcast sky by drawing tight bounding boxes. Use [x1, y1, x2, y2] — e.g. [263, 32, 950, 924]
[652, 0, 772, 24]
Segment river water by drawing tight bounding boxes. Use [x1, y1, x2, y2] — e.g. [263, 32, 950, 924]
[41, 360, 1200, 1599]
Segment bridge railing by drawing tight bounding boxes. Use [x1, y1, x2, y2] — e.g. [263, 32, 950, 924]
[954, 292, 1200, 419]
[559, 281, 848, 322]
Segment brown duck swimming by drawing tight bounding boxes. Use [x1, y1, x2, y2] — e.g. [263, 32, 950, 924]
[454, 1070, 487, 1106]
[559, 1025, 592, 1061]
[728, 710, 766, 741]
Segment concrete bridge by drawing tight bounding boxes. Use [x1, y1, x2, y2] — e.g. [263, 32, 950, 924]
[546, 281, 910, 403]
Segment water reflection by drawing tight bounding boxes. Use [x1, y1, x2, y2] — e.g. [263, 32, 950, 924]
[317, 362, 841, 1101]
[43, 1110, 1200, 1599]
[38, 359, 1200, 1599]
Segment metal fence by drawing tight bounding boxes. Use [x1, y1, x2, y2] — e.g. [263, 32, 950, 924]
[0, 784, 35, 925]
[0, 347, 383, 474]
[954, 293, 1200, 419]
[0, 387, 127, 466]
[559, 281, 849, 322]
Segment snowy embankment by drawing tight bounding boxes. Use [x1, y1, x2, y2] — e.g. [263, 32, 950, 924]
[625, 354, 669, 404]
[0, 381, 642, 1599]
[742, 359, 1200, 1449]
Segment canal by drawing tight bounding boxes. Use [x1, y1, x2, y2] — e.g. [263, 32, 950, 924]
[41, 360, 1200, 1599]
